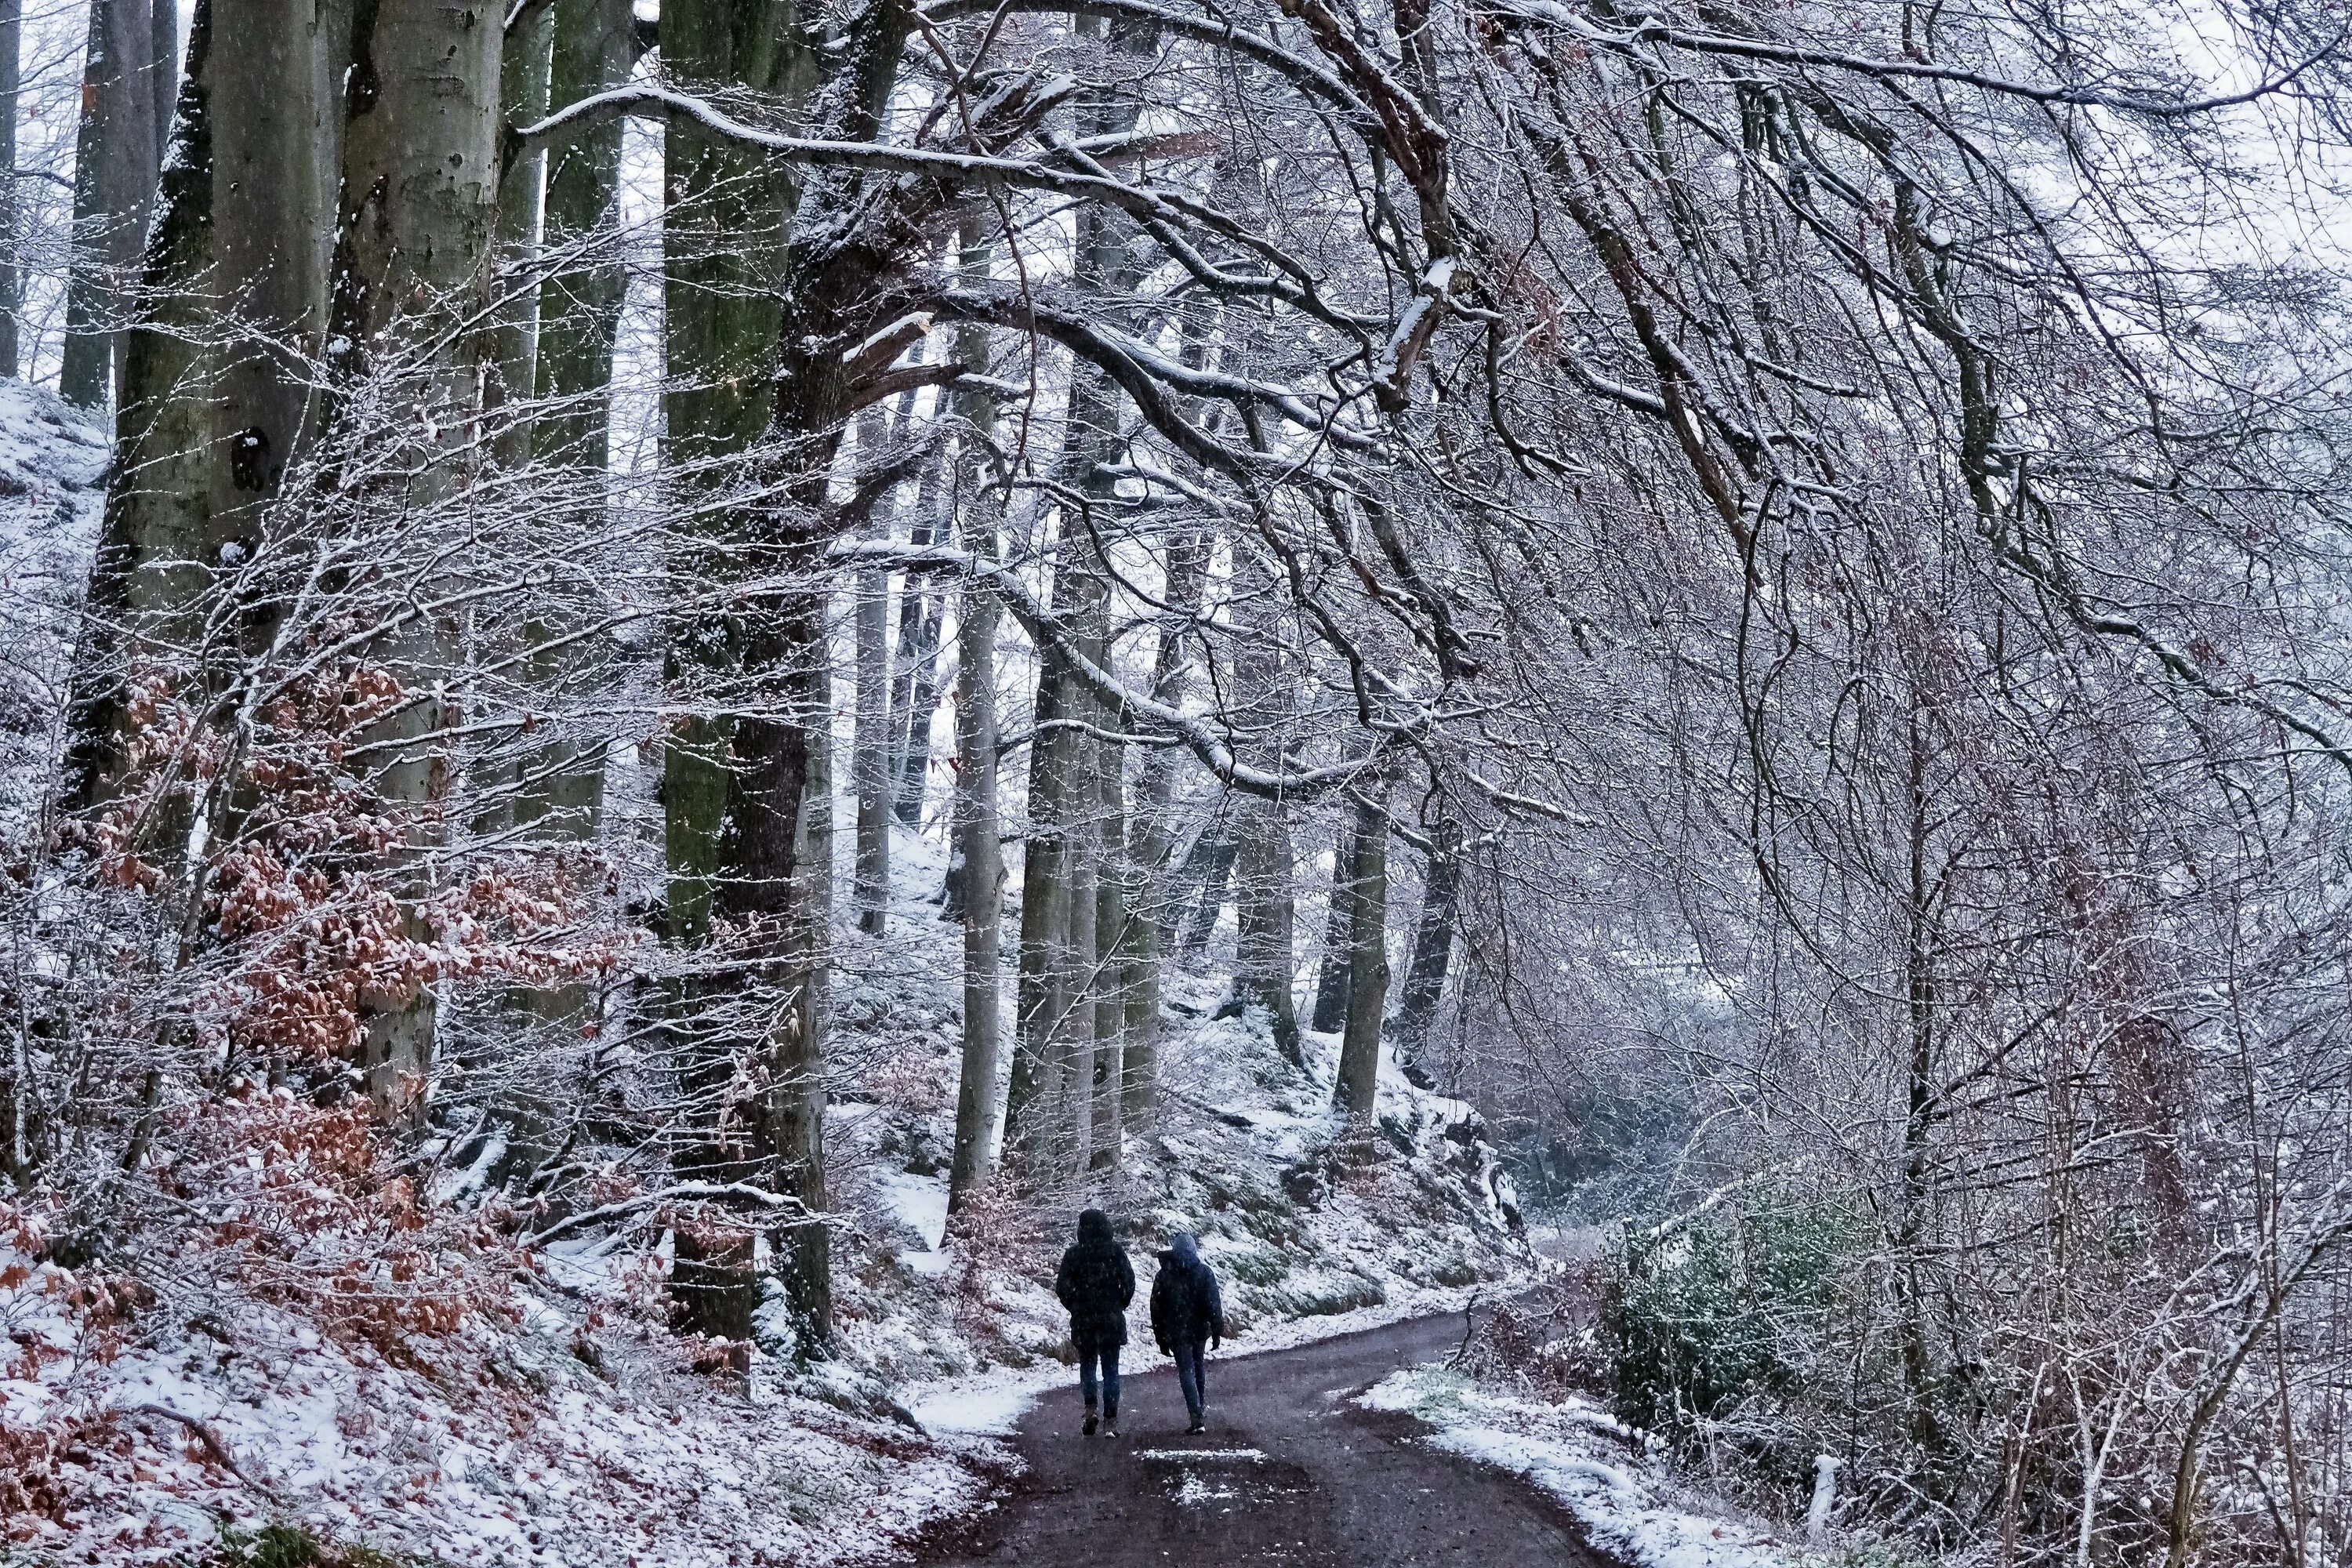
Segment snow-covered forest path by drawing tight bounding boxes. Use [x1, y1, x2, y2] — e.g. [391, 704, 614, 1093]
[922, 1305, 1611, 1568]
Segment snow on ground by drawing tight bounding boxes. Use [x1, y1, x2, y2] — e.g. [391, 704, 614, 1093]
[0, 1215, 1004, 1567]
[0, 381, 107, 836]
[0, 391, 1537, 1563]
[1359, 1366, 1824, 1568]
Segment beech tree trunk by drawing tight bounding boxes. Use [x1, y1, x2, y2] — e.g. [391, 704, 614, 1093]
[1173, 827, 1236, 967]
[887, 466, 949, 827]
[1008, 578, 1078, 1169]
[679, 0, 917, 1345]
[330, 0, 504, 1123]
[149, 0, 175, 150]
[489, 2, 550, 471]
[1091, 727, 1127, 1167]
[60, 0, 161, 408]
[1118, 523, 1207, 1123]
[535, 0, 634, 466]
[1392, 818, 1460, 1073]
[1310, 819, 1356, 1033]
[1229, 549, 1300, 1063]
[659, 0, 804, 1341]
[852, 538, 892, 935]
[0, 0, 22, 379]
[947, 563, 1004, 1209]
[1334, 797, 1389, 1112]
[944, 218, 1006, 1210]
[71, 0, 348, 806]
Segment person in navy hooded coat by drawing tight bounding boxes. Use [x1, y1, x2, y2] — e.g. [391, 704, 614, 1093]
[1149, 1231, 1225, 1433]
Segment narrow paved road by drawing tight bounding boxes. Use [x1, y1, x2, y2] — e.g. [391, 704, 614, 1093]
[920, 1305, 1610, 1567]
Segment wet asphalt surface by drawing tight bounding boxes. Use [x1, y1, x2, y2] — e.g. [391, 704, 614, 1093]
[920, 1304, 1610, 1567]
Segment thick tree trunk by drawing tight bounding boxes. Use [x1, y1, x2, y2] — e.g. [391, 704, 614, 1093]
[149, 0, 176, 150]
[659, 0, 804, 1341]
[947, 575, 1004, 1209]
[1310, 819, 1356, 1033]
[331, 0, 504, 1123]
[1334, 797, 1389, 1112]
[0, 0, 21, 380]
[679, 0, 915, 1344]
[1061, 688, 1099, 1175]
[1392, 817, 1460, 1074]
[1229, 548, 1300, 1064]
[1173, 827, 1236, 967]
[61, 0, 161, 408]
[535, 0, 634, 466]
[489, 4, 550, 471]
[852, 549, 892, 935]
[1232, 805, 1299, 1063]
[766, 648, 833, 1342]
[1118, 523, 1206, 1123]
[943, 223, 1006, 1210]
[1009, 593, 1077, 1169]
[71, 0, 348, 807]
[1091, 725, 1126, 1168]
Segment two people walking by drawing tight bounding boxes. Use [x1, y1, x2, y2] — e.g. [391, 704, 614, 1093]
[1054, 1208, 1228, 1437]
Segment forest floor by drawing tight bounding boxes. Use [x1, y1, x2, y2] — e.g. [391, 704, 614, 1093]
[915, 1301, 1613, 1568]
[913, 1296, 1821, 1568]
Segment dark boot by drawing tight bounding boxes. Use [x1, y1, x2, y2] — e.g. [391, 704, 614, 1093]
[1083, 1404, 1098, 1437]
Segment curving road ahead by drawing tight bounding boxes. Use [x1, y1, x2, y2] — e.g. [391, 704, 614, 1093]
[919, 1305, 1611, 1568]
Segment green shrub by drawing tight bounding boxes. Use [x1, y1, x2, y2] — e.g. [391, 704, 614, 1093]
[209, 1523, 414, 1568]
[1604, 1189, 1868, 1446]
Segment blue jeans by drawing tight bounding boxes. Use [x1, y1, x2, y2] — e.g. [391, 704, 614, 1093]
[1080, 1344, 1121, 1414]
[1173, 1338, 1209, 1421]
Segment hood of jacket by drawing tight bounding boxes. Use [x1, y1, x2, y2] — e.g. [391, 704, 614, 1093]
[1163, 1231, 1200, 1266]
[1077, 1208, 1115, 1245]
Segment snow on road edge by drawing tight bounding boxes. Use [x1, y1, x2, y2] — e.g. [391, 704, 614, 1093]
[1358, 1365, 1827, 1568]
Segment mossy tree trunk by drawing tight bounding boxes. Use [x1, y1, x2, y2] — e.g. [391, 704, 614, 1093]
[73, 0, 348, 807]
[60, 0, 162, 408]
[659, 0, 805, 1342]
[1310, 818, 1356, 1033]
[1334, 795, 1389, 1113]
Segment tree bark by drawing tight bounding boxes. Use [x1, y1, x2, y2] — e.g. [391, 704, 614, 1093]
[489, 2, 551, 471]
[70, 0, 349, 808]
[1334, 796, 1388, 1112]
[534, 0, 634, 466]
[1309, 818, 1356, 1033]
[945, 223, 1004, 1210]
[887, 466, 949, 827]
[1173, 827, 1236, 968]
[1392, 815, 1459, 1074]
[1008, 579, 1078, 1170]
[0, 0, 22, 380]
[61, 0, 162, 408]
[852, 532, 892, 935]
[1091, 723, 1126, 1168]
[947, 557, 1004, 1209]
[1117, 522, 1205, 1123]
[658, 0, 802, 1340]
[149, 0, 176, 152]
[684, 0, 916, 1344]
[1229, 547, 1299, 1064]
[330, 0, 505, 1123]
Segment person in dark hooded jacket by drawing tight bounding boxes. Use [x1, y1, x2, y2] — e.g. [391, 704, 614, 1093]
[1054, 1208, 1134, 1436]
[1149, 1232, 1225, 1433]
